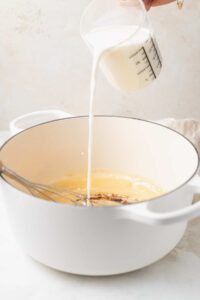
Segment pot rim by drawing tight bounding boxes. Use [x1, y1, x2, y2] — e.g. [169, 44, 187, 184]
[0, 115, 199, 208]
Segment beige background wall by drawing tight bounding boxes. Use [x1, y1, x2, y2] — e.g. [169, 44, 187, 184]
[0, 0, 199, 129]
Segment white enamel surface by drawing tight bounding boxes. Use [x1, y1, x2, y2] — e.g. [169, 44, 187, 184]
[0, 180, 189, 275]
[0, 128, 200, 298]
[0, 193, 200, 300]
[9, 110, 71, 134]
[0, 117, 199, 275]
[0, 132, 11, 146]
[0, 117, 198, 189]
[120, 181, 200, 225]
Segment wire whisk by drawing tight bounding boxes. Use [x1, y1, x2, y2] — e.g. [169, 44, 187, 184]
[0, 161, 138, 206]
[0, 161, 87, 205]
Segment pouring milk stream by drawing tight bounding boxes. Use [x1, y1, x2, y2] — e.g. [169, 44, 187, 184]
[80, 0, 162, 205]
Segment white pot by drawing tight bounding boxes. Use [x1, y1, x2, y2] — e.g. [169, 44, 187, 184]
[0, 116, 200, 276]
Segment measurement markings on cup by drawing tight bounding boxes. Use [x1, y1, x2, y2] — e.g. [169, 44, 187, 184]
[129, 36, 162, 82]
[130, 46, 156, 80]
[150, 38, 162, 68]
[141, 47, 156, 79]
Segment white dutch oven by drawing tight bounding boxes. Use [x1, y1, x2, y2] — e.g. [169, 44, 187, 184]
[0, 116, 200, 276]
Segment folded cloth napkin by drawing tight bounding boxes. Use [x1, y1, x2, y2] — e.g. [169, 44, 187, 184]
[158, 118, 200, 174]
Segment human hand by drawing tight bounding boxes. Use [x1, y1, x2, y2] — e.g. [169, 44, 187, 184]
[144, 0, 176, 10]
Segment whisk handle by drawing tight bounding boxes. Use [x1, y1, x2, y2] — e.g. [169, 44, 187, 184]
[0, 161, 19, 181]
[0, 161, 7, 177]
[0, 161, 30, 187]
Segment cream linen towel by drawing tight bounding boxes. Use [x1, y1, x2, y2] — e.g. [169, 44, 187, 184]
[158, 119, 200, 176]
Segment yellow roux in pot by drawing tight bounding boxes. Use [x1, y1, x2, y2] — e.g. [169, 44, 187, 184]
[52, 171, 164, 206]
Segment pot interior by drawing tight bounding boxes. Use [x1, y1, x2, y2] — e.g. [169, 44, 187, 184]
[0, 116, 199, 196]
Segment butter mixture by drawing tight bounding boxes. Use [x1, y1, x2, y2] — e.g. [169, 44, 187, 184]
[52, 171, 164, 206]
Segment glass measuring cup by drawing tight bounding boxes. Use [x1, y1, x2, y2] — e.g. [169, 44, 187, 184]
[80, 0, 162, 92]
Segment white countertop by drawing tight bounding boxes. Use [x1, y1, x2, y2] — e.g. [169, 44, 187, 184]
[0, 195, 200, 300]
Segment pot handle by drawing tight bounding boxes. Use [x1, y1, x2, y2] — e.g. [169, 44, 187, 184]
[119, 176, 200, 226]
[0, 132, 11, 146]
[9, 110, 72, 135]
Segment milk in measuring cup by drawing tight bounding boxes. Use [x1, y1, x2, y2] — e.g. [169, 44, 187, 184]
[85, 25, 162, 92]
